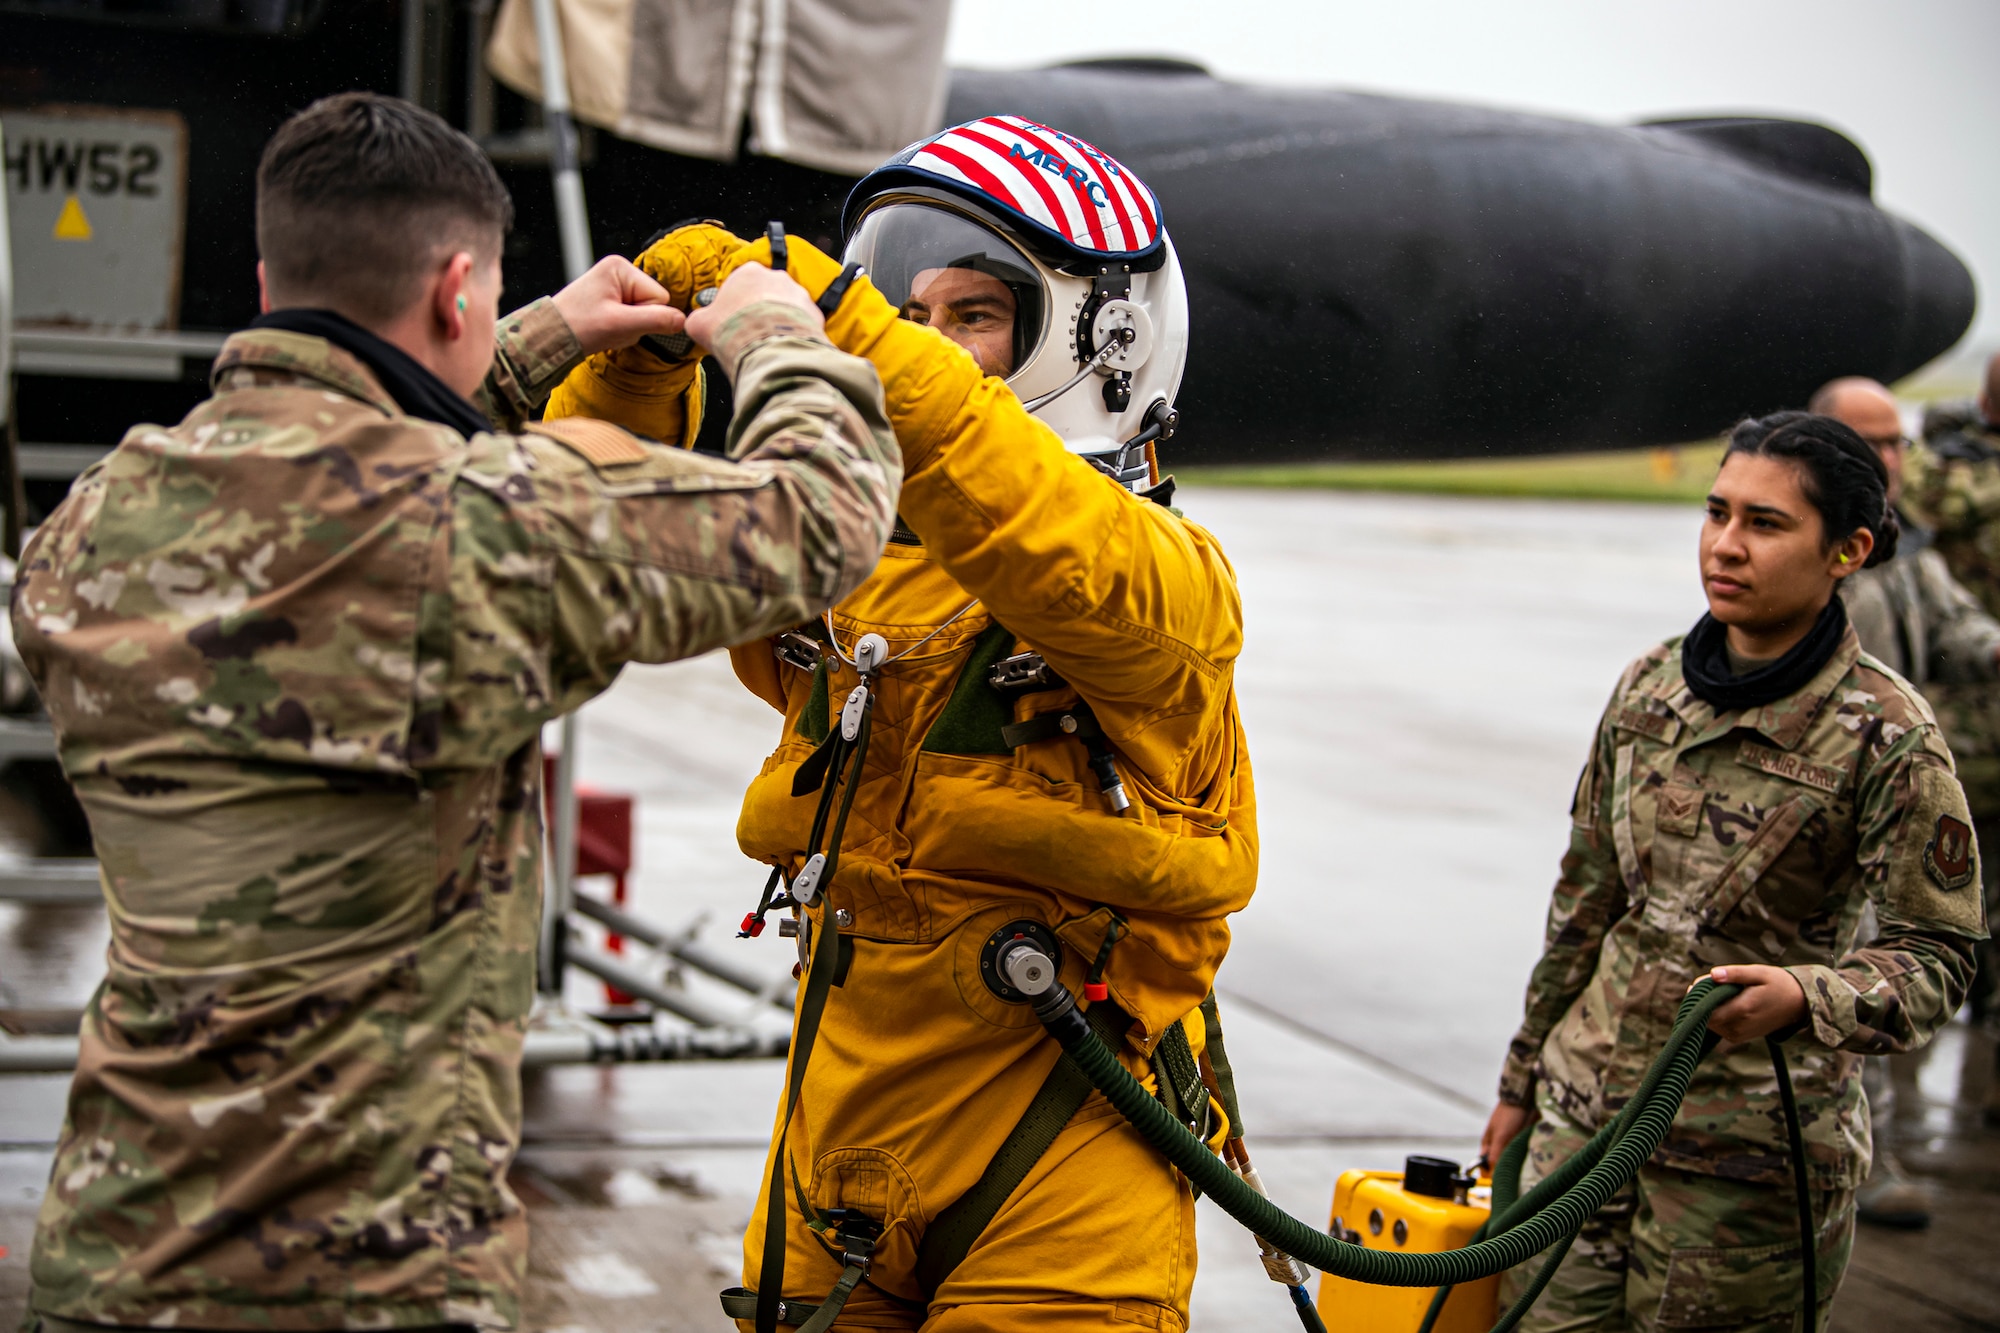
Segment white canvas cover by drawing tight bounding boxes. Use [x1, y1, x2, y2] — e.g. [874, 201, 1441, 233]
[488, 0, 951, 175]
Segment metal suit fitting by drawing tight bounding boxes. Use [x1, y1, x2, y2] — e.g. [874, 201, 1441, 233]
[978, 920, 1064, 1002]
[839, 684, 868, 741]
[999, 941, 1057, 996]
[853, 632, 889, 676]
[791, 852, 827, 906]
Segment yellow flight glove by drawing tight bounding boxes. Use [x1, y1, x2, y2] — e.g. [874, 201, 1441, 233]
[544, 220, 747, 445]
[722, 231, 983, 472]
[632, 219, 747, 308]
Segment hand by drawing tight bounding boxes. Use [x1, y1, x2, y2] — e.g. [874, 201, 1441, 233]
[551, 255, 685, 356]
[1481, 1100, 1533, 1169]
[1700, 964, 1809, 1044]
[684, 263, 824, 354]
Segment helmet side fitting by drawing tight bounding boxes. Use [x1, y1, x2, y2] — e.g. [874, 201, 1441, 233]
[842, 116, 1188, 490]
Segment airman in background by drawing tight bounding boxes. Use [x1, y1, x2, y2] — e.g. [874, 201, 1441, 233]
[1905, 353, 2000, 613]
[11, 93, 898, 1333]
[1894, 353, 2000, 1128]
[1815, 377, 2000, 1226]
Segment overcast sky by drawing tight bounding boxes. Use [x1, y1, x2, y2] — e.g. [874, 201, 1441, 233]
[946, 0, 2000, 367]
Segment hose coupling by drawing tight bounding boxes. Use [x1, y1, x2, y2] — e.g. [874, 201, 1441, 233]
[1005, 944, 1091, 1048]
[998, 939, 1058, 997]
[1238, 1162, 1311, 1285]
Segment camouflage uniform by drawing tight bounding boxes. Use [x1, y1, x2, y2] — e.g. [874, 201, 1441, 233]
[1836, 532, 2000, 1216]
[1898, 419, 2000, 1029]
[1506, 1096, 1855, 1333]
[1902, 403, 2000, 626]
[11, 299, 899, 1331]
[1495, 627, 1986, 1331]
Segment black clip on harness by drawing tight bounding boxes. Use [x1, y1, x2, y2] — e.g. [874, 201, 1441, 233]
[989, 935, 1818, 1333]
[989, 651, 1134, 816]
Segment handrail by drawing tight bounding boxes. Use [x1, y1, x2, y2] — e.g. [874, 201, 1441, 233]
[0, 1023, 791, 1074]
[10, 327, 230, 357]
[573, 893, 796, 1009]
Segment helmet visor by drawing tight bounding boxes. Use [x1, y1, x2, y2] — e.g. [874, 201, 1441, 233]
[846, 203, 1046, 380]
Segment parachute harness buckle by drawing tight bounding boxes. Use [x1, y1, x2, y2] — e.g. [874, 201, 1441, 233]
[821, 1208, 883, 1275]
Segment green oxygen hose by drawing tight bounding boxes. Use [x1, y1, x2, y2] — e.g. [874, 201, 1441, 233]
[1010, 956, 1738, 1288]
[1416, 1128, 1536, 1333]
[1414, 980, 1731, 1333]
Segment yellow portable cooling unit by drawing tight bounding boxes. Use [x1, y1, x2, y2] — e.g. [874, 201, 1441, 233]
[1316, 1155, 1499, 1333]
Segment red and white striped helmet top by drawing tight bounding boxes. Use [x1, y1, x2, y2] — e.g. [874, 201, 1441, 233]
[894, 116, 1162, 259]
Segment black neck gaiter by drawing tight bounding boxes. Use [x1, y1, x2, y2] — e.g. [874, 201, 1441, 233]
[1680, 595, 1848, 713]
[249, 308, 492, 438]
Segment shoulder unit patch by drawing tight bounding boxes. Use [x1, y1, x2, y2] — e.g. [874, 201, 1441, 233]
[1923, 812, 1977, 891]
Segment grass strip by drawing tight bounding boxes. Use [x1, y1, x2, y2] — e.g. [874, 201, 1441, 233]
[1177, 442, 1726, 504]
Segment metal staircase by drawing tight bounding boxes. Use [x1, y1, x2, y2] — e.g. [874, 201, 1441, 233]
[0, 1, 794, 1077]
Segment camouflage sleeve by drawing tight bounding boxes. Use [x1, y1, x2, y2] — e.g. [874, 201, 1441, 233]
[441, 303, 899, 753]
[1785, 727, 1987, 1054]
[474, 297, 588, 432]
[1901, 444, 2000, 545]
[1497, 681, 1632, 1105]
[1917, 549, 2000, 683]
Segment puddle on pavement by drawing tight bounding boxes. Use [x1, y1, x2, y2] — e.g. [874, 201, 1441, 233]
[511, 1159, 712, 1209]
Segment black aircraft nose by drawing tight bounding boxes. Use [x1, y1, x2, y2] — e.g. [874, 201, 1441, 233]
[1891, 220, 1978, 379]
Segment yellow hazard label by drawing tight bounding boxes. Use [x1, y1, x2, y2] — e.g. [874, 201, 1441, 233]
[52, 194, 93, 241]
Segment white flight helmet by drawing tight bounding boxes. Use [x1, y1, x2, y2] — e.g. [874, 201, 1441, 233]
[842, 116, 1187, 491]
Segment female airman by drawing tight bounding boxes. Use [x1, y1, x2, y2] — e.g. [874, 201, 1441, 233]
[1482, 412, 1987, 1331]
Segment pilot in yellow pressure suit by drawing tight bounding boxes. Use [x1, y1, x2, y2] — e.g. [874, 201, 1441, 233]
[552, 116, 1256, 1332]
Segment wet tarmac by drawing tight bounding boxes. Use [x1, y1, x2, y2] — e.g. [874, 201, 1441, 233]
[3, 489, 1995, 1331]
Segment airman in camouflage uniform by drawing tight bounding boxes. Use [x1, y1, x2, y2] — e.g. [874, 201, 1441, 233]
[9, 266, 898, 1329]
[1494, 626, 1986, 1330]
[1902, 393, 2000, 624]
[1839, 515, 2000, 1022]
[1898, 395, 2000, 815]
[1894, 370, 2000, 1084]
[1815, 373, 2000, 1224]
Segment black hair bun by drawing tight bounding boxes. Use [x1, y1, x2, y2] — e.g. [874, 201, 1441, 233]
[1729, 411, 1900, 571]
[1865, 504, 1900, 567]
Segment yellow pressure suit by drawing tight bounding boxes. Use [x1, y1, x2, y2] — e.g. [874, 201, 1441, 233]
[554, 229, 1257, 1331]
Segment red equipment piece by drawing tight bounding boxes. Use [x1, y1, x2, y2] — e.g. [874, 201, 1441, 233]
[543, 756, 636, 1004]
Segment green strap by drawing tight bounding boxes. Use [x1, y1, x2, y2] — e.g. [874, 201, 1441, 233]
[721, 1287, 816, 1326]
[1199, 993, 1245, 1141]
[912, 1000, 1134, 1301]
[720, 1260, 865, 1331]
[754, 905, 841, 1333]
[1151, 1017, 1206, 1133]
[753, 694, 873, 1333]
[795, 1262, 867, 1333]
[999, 704, 1105, 750]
